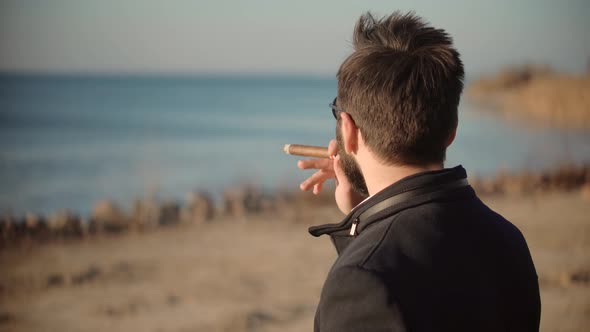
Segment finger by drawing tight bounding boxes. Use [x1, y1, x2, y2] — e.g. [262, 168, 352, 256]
[300, 169, 334, 191]
[297, 158, 331, 170]
[313, 180, 324, 195]
[300, 170, 332, 191]
[328, 139, 338, 156]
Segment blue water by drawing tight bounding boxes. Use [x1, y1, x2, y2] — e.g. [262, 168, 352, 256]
[1, 74, 589, 215]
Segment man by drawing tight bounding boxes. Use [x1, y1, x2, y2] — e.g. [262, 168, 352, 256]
[297, 12, 541, 331]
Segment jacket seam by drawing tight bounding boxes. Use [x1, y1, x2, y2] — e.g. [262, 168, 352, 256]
[358, 212, 403, 268]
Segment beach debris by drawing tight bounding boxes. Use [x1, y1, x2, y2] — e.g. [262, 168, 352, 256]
[90, 200, 129, 234]
[24, 213, 49, 241]
[71, 265, 101, 285]
[166, 294, 180, 306]
[158, 201, 180, 226]
[0, 216, 17, 246]
[46, 273, 65, 287]
[0, 312, 16, 325]
[47, 210, 83, 238]
[181, 191, 215, 224]
[223, 187, 248, 218]
[246, 310, 277, 330]
[570, 270, 590, 285]
[223, 185, 273, 218]
[559, 269, 590, 287]
[132, 198, 161, 231]
[244, 187, 264, 213]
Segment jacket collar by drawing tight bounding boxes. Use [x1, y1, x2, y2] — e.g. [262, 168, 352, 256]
[308, 165, 470, 238]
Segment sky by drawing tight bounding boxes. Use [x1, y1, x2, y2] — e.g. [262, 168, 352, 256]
[0, 0, 589, 76]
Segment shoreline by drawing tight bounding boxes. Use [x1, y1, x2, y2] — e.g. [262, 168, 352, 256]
[1, 163, 588, 250]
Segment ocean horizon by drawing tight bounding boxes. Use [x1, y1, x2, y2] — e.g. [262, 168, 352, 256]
[1, 73, 590, 216]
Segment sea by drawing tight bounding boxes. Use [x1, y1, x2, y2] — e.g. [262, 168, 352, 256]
[1, 74, 589, 216]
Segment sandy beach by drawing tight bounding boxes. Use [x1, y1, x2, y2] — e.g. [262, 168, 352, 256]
[1, 189, 588, 332]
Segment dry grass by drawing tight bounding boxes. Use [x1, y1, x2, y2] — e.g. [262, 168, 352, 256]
[467, 66, 590, 128]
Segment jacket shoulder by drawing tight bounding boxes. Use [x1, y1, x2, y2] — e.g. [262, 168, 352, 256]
[344, 201, 472, 272]
[354, 207, 437, 271]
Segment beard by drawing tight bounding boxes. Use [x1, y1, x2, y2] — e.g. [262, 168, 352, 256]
[336, 124, 369, 197]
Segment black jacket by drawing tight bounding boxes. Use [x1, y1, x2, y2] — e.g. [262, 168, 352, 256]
[309, 166, 541, 332]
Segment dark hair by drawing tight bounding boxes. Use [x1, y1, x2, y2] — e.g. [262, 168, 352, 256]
[337, 11, 464, 165]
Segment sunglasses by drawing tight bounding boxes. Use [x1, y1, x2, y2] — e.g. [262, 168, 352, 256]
[329, 97, 344, 119]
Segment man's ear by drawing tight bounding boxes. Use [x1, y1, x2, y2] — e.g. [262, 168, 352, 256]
[446, 126, 457, 147]
[340, 112, 359, 154]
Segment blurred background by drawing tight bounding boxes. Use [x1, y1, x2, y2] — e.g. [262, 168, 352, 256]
[0, 1, 589, 332]
[1, 0, 589, 215]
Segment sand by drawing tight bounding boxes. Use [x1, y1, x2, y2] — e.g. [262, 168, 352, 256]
[1, 192, 588, 332]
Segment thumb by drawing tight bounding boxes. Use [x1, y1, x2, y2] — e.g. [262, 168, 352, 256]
[333, 155, 350, 189]
[328, 139, 339, 157]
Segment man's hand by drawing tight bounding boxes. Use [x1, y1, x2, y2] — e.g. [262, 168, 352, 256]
[297, 139, 367, 214]
[298, 140, 338, 194]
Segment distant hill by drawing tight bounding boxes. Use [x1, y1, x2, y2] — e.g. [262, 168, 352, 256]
[466, 65, 590, 129]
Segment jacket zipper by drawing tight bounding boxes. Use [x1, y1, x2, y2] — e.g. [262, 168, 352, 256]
[349, 217, 359, 236]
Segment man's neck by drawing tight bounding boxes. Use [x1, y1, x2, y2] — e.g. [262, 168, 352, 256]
[359, 153, 443, 196]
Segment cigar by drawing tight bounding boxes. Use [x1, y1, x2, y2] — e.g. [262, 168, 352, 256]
[283, 144, 330, 159]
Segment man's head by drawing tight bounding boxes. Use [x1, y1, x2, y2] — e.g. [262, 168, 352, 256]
[336, 12, 464, 168]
